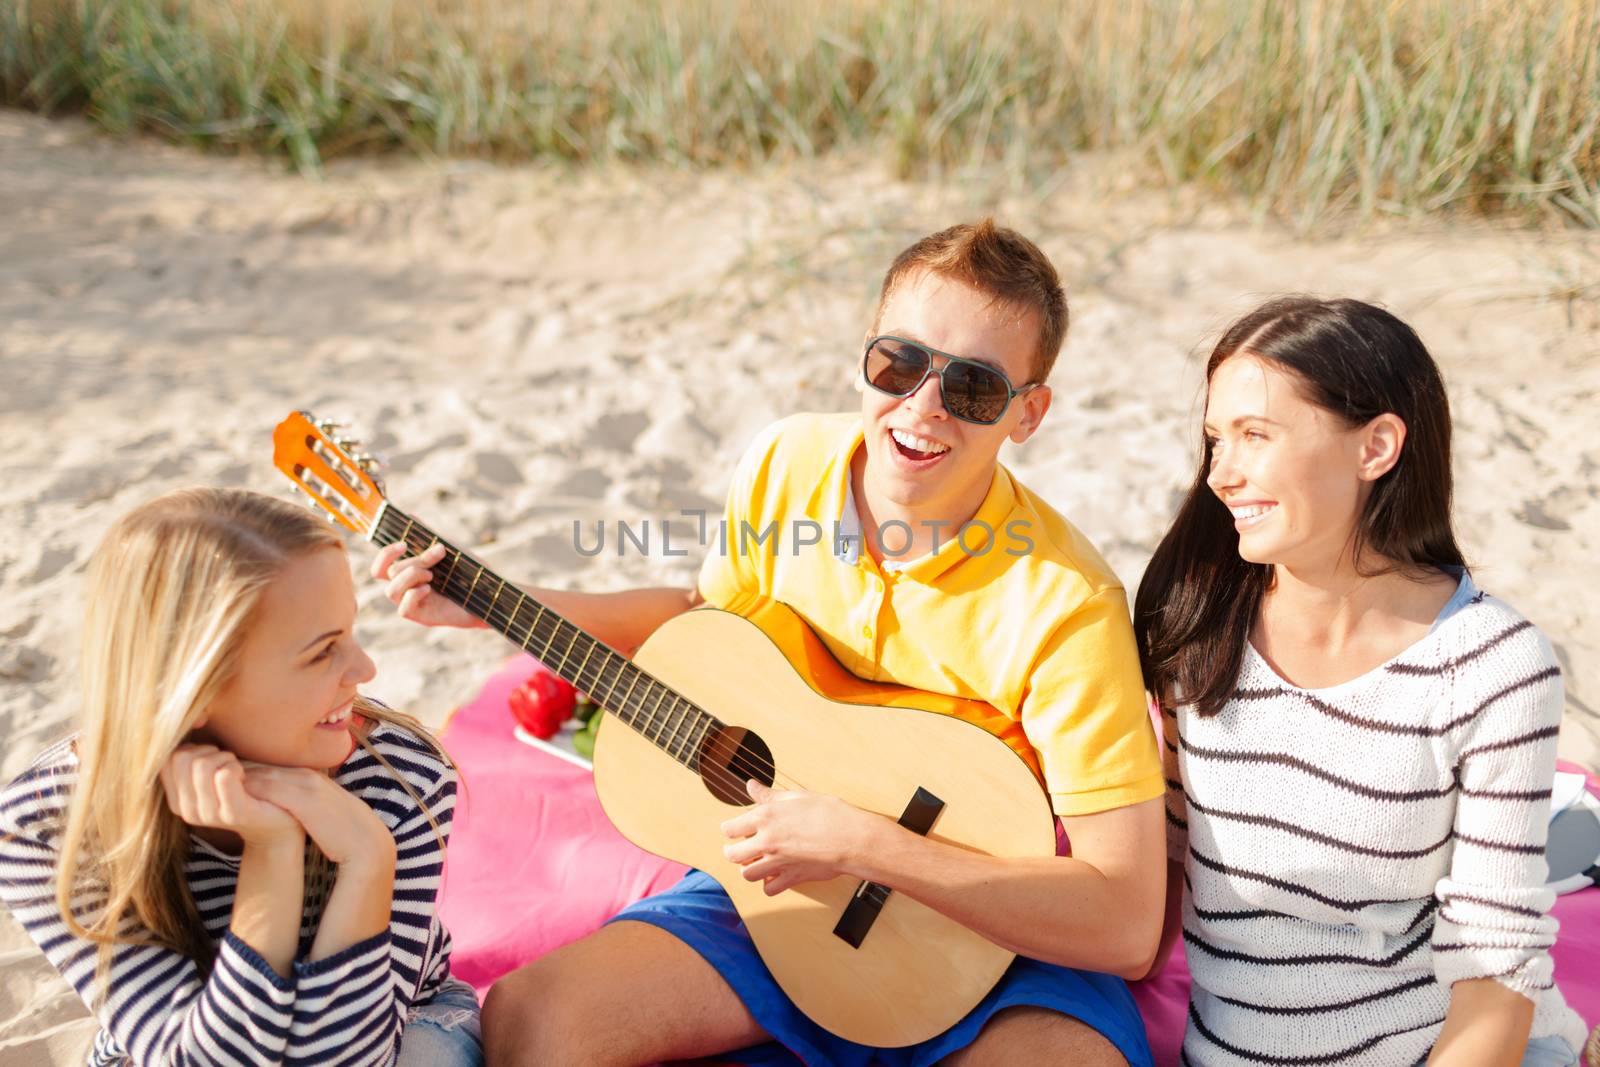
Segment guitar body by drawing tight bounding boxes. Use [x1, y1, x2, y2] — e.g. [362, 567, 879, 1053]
[593, 596, 1057, 1048]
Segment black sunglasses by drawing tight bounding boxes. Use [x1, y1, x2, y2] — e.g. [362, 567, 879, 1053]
[861, 336, 1039, 426]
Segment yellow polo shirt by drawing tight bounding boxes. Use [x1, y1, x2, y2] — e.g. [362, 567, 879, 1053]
[697, 413, 1162, 818]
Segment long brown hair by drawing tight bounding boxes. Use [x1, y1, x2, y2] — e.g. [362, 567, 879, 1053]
[1134, 296, 1466, 717]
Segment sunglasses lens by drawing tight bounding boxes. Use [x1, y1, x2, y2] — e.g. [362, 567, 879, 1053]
[942, 361, 1012, 424]
[865, 339, 931, 396]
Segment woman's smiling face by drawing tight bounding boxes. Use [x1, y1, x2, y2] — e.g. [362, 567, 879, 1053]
[1203, 354, 1381, 571]
[195, 546, 376, 768]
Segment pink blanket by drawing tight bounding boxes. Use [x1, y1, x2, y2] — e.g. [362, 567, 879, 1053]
[437, 655, 1598, 1063]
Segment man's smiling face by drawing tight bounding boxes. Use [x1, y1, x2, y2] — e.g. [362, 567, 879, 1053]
[858, 268, 1052, 526]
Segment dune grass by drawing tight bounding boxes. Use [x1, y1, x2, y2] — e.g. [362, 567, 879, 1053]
[3, 0, 1598, 226]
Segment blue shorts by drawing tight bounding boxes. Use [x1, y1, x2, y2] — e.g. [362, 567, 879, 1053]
[608, 870, 1153, 1067]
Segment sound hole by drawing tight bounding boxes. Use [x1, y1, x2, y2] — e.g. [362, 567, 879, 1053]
[696, 725, 775, 805]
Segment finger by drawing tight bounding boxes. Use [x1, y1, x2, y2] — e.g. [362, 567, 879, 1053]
[214, 762, 254, 826]
[190, 752, 235, 826]
[741, 855, 781, 882]
[720, 812, 759, 839]
[399, 584, 439, 621]
[746, 780, 773, 803]
[166, 749, 208, 823]
[723, 837, 764, 865]
[764, 874, 795, 896]
[371, 541, 407, 580]
[160, 759, 188, 819]
[386, 562, 431, 602]
[248, 767, 325, 813]
[188, 765, 221, 826]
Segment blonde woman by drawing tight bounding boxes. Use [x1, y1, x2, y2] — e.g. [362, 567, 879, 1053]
[0, 488, 481, 1066]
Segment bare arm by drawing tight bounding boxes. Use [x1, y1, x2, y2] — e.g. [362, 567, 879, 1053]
[372, 541, 701, 653]
[724, 787, 1167, 979]
[1428, 978, 1535, 1066]
[1140, 859, 1185, 980]
[230, 838, 308, 977]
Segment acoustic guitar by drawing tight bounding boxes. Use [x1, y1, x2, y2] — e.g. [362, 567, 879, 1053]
[272, 410, 1056, 1047]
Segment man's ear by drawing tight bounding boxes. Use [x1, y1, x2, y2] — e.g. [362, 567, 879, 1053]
[1357, 413, 1407, 481]
[1009, 385, 1052, 444]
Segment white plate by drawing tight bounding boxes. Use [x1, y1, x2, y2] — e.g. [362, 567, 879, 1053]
[512, 719, 595, 771]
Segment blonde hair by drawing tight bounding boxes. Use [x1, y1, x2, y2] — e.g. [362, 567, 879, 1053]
[54, 487, 447, 991]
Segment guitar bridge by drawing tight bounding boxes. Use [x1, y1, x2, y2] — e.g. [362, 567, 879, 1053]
[831, 787, 945, 949]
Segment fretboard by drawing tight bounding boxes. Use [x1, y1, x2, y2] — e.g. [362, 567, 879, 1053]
[371, 503, 717, 771]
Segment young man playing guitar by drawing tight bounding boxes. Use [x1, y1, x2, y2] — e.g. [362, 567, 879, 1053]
[375, 221, 1166, 1066]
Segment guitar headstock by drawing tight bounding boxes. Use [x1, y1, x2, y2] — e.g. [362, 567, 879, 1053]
[271, 411, 387, 536]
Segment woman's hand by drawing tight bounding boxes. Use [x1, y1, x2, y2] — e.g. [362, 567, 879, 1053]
[371, 542, 484, 630]
[161, 744, 302, 849]
[242, 766, 396, 871]
[720, 781, 886, 895]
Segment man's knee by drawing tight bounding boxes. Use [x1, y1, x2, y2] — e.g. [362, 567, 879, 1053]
[481, 958, 588, 1065]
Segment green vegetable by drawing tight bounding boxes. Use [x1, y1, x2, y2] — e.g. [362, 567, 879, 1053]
[573, 712, 600, 759]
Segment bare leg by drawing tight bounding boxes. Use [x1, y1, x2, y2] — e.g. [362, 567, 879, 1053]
[481, 920, 769, 1067]
[940, 1006, 1128, 1067]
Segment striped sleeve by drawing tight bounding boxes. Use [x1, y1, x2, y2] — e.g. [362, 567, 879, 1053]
[1431, 623, 1565, 1000]
[0, 771, 296, 1066]
[282, 769, 458, 1066]
[286, 931, 397, 1066]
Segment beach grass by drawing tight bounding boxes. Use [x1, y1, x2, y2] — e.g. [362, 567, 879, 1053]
[3, 0, 1598, 226]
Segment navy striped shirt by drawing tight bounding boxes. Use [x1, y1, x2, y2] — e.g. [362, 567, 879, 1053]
[0, 720, 457, 1066]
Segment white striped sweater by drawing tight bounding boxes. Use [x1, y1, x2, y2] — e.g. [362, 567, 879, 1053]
[1164, 579, 1588, 1065]
[0, 720, 458, 1066]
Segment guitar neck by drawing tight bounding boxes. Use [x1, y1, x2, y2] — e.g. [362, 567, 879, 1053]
[369, 503, 715, 769]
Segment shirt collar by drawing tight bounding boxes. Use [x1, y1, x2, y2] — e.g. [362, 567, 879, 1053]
[825, 424, 1018, 584]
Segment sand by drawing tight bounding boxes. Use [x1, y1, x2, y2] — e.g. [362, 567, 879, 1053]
[0, 110, 1595, 1063]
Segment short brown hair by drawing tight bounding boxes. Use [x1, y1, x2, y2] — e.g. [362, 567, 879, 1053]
[873, 219, 1068, 383]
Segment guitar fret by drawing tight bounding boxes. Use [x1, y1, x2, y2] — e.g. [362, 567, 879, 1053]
[553, 625, 577, 677]
[613, 672, 642, 729]
[508, 591, 529, 645]
[442, 547, 461, 588]
[464, 564, 483, 609]
[399, 516, 416, 548]
[521, 603, 546, 653]
[684, 714, 710, 771]
[594, 651, 621, 701]
[486, 577, 505, 623]
[591, 654, 620, 707]
[574, 644, 596, 691]
[535, 615, 560, 663]
[640, 684, 665, 742]
[665, 697, 691, 762]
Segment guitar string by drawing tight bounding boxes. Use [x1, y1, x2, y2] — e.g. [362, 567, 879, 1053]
[387, 518, 917, 906]
[386, 525, 803, 795]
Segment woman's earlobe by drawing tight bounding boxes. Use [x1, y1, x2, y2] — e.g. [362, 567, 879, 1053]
[1359, 413, 1407, 481]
